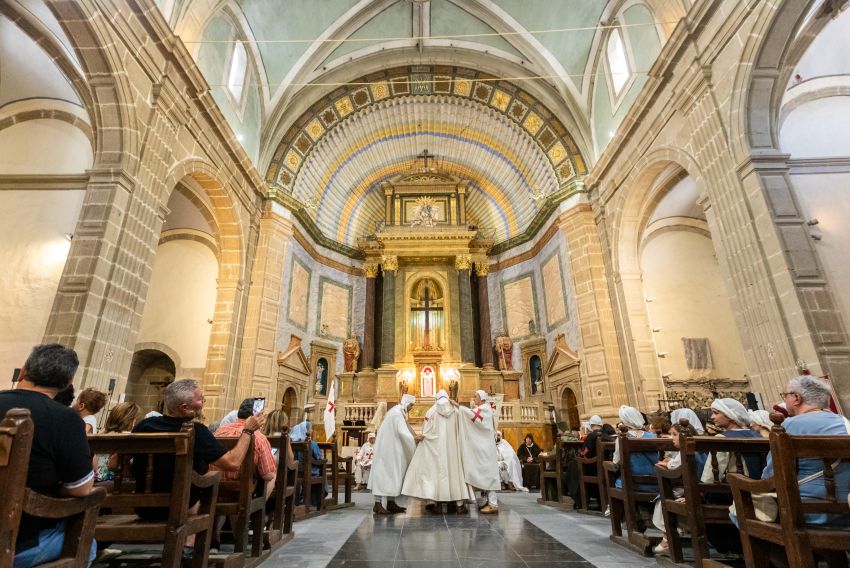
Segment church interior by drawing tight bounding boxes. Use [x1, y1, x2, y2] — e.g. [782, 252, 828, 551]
[2, 0, 850, 566]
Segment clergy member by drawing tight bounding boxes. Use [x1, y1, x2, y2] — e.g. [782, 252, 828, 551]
[368, 394, 421, 514]
[354, 432, 376, 490]
[496, 431, 527, 492]
[451, 390, 501, 514]
[401, 389, 474, 513]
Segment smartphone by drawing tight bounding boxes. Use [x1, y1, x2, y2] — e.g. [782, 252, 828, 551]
[252, 397, 265, 415]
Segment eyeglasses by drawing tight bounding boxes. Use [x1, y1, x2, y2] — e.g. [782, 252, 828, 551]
[779, 391, 798, 399]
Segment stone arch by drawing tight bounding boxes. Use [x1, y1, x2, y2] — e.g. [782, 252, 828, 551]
[125, 346, 178, 414]
[281, 386, 298, 427]
[558, 386, 581, 430]
[0, 107, 94, 147]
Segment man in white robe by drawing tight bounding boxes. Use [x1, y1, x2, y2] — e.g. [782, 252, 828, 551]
[368, 394, 421, 514]
[496, 431, 527, 492]
[452, 390, 501, 513]
[354, 432, 376, 489]
[401, 390, 474, 513]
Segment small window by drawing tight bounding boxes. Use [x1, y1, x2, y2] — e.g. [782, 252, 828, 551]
[227, 41, 248, 103]
[606, 28, 631, 95]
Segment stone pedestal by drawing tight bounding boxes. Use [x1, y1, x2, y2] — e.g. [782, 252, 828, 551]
[501, 371, 522, 401]
[478, 368, 503, 398]
[337, 371, 356, 401]
[354, 369, 377, 402]
[376, 366, 400, 401]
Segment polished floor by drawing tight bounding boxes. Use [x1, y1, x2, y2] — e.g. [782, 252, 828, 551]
[259, 492, 657, 568]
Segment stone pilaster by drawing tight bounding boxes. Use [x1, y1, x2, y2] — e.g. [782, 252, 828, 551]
[236, 205, 293, 408]
[362, 262, 379, 370]
[456, 255, 475, 364]
[558, 204, 627, 417]
[475, 262, 494, 370]
[380, 255, 398, 365]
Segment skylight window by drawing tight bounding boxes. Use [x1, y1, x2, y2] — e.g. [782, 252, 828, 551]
[227, 41, 248, 103]
[606, 28, 631, 96]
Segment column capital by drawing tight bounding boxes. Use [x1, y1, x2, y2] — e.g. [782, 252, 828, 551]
[455, 254, 472, 271]
[474, 262, 489, 277]
[364, 261, 380, 278]
[381, 255, 399, 272]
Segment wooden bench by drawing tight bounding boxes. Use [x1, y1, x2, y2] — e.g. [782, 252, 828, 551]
[603, 431, 675, 555]
[290, 440, 327, 519]
[317, 441, 354, 510]
[266, 430, 295, 547]
[1, 408, 106, 568]
[576, 438, 615, 515]
[211, 435, 267, 566]
[87, 424, 220, 568]
[729, 414, 850, 568]
[537, 440, 583, 509]
[656, 429, 769, 567]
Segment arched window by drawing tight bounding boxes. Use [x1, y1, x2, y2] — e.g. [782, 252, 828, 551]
[227, 41, 248, 103]
[606, 27, 631, 95]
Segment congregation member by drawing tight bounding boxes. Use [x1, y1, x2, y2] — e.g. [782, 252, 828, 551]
[612, 405, 658, 491]
[53, 383, 75, 406]
[369, 394, 420, 514]
[516, 433, 542, 489]
[0, 344, 97, 568]
[74, 387, 108, 434]
[402, 390, 472, 513]
[580, 415, 605, 458]
[95, 402, 141, 483]
[453, 390, 501, 514]
[263, 408, 296, 466]
[748, 409, 773, 437]
[495, 431, 527, 492]
[354, 432, 376, 490]
[289, 420, 325, 508]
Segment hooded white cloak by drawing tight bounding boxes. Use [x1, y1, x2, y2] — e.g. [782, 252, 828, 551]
[496, 434, 527, 492]
[401, 391, 474, 502]
[457, 392, 500, 491]
[368, 400, 416, 497]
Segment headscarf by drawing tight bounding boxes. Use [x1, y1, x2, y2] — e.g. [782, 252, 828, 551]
[401, 394, 416, 409]
[145, 410, 162, 419]
[435, 389, 449, 403]
[748, 410, 772, 431]
[475, 389, 488, 403]
[671, 408, 705, 435]
[589, 415, 603, 426]
[711, 398, 750, 427]
[290, 420, 311, 442]
[219, 410, 238, 427]
[619, 405, 645, 430]
[433, 389, 452, 417]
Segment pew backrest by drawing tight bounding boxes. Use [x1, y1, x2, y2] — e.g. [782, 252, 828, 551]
[0, 408, 34, 558]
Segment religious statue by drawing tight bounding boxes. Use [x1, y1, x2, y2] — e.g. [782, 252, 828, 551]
[410, 196, 438, 228]
[448, 379, 459, 401]
[343, 335, 360, 372]
[399, 378, 409, 396]
[314, 362, 325, 394]
[495, 331, 513, 371]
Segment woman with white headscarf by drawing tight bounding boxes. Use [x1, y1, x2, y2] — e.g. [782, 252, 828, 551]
[612, 405, 658, 492]
[670, 408, 705, 435]
[701, 398, 762, 483]
[748, 409, 772, 437]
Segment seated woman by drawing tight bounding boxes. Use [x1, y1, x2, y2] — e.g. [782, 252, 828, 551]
[517, 434, 542, 489]
[94, 402, 141, 484]
[612, 405, 658, 492]
[290, 421, 326, 508]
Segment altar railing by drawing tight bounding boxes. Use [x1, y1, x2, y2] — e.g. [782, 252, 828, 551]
[343, 403, 377, 423]
[498, 401, 543, 424]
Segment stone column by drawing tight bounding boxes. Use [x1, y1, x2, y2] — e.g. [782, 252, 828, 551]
[456, 255, 475, 363]
[476, 262, 494, 370]
[362, 262, 379, 370]
[558, 204, 628, 417]
[380, 255, 398, 364]
[235, 204, 293, 407]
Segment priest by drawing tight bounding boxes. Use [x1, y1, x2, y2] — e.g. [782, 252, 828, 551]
[368, 394, 421, 514]
[451, 390, 501, 514]
[401, 390, 474, 513]
[496, 431, 527, 492]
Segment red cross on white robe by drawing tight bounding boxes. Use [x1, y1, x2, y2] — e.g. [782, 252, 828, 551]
[471, 407, 484, 423]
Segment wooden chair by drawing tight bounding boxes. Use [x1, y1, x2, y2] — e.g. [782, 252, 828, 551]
[656, 427, 769, 567]
[211, 435, 267, 564]
[88, 425, 220, 568]
[266, 430, 295, 547]
[603, 430, 675, 555]
[317, 441, 354, 510]
[576, 438, 615, 515]
[729, 414, 850, 568]
[537, 440, 583, 509]
[290, 440, 327, 519]
[1, 408, 106, 568]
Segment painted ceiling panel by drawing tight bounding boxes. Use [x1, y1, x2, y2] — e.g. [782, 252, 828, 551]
[489, 0, 607, 79]
[291, 95, 556, 246]
[430, 0, 524, 59]
[236, 0, 361, 87]
[322, 2, 413, 65]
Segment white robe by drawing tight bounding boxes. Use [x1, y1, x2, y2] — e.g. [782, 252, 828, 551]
[354, 442, 374, 484]
[496, 439, 527, 491]
[367, 405, 416, 497]
[457, 402, 501, 491]
[401, 401, 474, 502]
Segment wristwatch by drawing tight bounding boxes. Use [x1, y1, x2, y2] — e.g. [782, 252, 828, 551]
[242, 428, 254, 437]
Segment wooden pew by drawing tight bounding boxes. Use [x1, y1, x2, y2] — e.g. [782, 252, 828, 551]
[290, 440, 327, 519]
[729, 415, 850, 568]
[576, 438, 615, 515]
[1, 408, 106, 568]
[537, 440, 583, 509]
[210, 435, 267, 566]
[265, 430, 295, 548]
[317, 441, 354, 510]
[655, 430, 769, 567]
[87, 425, 220, 568]
[603, 430, 675, 555]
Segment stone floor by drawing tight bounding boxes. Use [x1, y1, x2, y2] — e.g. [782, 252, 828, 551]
[258, 492, 657, 568]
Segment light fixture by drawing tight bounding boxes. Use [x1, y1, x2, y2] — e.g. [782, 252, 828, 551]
[652, 327, 662, 332]
[64, 233, 74, 241]
[662, 372, 673, 378]
[806, 218, 819, 226]
[645, 297, 655, 303]
[657, 352, 669, 358]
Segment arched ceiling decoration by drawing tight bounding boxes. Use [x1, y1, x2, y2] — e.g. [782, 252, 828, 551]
[265, 65, 586, 252]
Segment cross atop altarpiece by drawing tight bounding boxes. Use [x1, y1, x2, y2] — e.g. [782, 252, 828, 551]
[416, 149, 435, 170]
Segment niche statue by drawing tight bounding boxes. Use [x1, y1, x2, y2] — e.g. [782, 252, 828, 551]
[343, 335, 361, 373]
[495, 331, 513, 371]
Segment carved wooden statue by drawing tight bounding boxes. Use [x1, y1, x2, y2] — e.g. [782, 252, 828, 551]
[343, 335, 360, 372]
[495, 331, 513, 370]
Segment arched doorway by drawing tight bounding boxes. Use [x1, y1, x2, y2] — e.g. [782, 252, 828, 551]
[281, 387, 297, 427]
[560, 388, 580, 431]
[126, 349, 176, 414]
